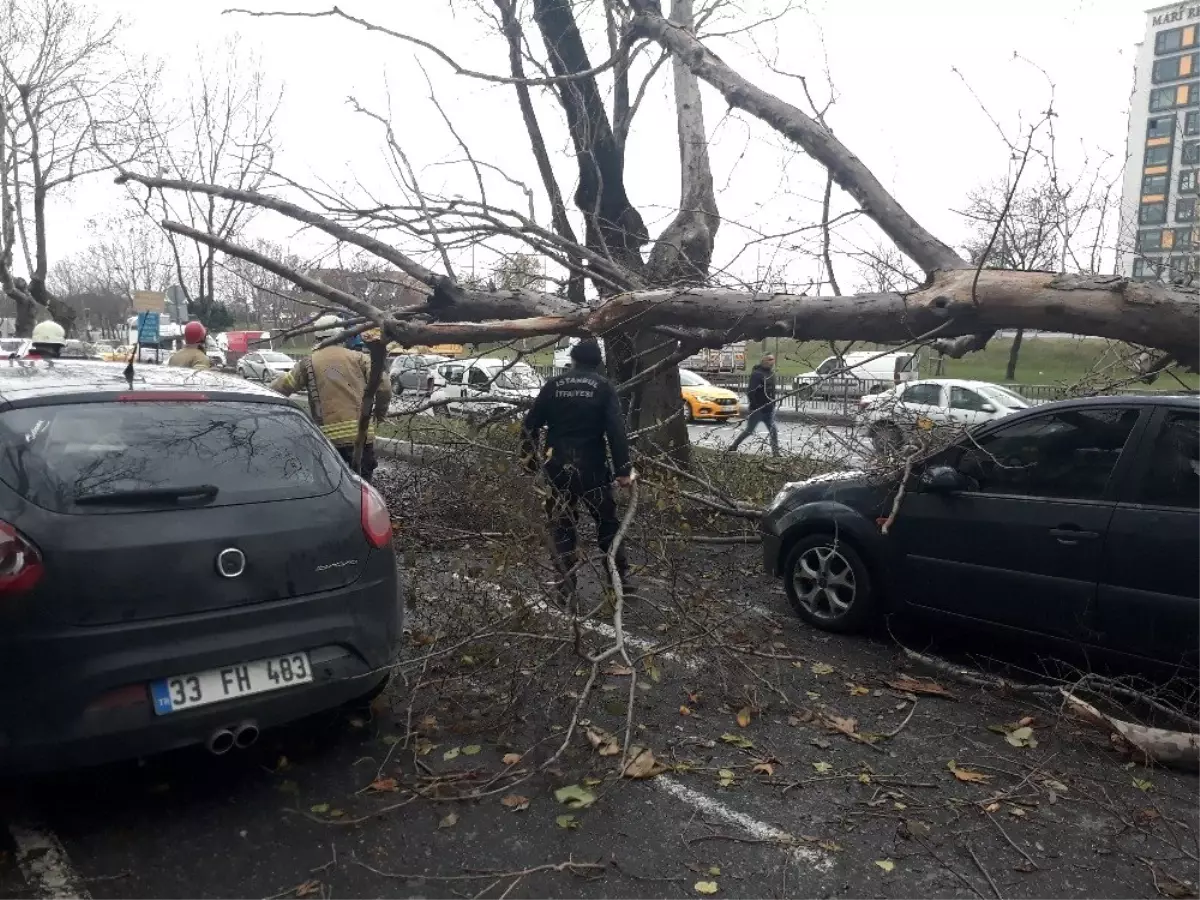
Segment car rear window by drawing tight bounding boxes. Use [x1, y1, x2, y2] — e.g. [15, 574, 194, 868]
[0, 401, 343, 514]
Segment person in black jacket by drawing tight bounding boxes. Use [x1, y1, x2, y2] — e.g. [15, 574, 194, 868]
[729, 354, 781, 456]
[520, 339, 636, 605]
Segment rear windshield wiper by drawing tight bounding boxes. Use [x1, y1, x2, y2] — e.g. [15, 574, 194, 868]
[74, 484, 220, 506]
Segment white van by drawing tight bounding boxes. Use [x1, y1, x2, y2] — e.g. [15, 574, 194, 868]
[792, 351, 919, 400]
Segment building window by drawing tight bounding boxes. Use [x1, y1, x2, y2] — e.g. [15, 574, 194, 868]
[1176, 226, 1198, 248]
[1148, 115, 1176, 138]
[1182, 169, 1198, 193]
[1133, 257, 1166, 280]
[1142, 201, 1168, 224]
[1151, 87, 1176, 110]
[1146, 144, 1174, 167]
[1185, 140, 1200, 164]
[1188, 111, 1200, 135]
[1153, 52, 1200, 83]
[1144, 173, 1169, 195]
[1138, 229, 1164, 250]
[1156, 25, 1200, 55]
[1177, 197, 1197, 221]
[1164, 229, 1177, 249]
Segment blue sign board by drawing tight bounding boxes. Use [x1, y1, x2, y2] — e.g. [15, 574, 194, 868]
[137, 312, 160, 344]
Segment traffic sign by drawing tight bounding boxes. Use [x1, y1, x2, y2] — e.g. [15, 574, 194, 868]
[133, 290, 166, 313]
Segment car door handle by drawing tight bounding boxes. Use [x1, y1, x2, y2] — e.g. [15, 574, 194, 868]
[1050, 526, 1099, 545]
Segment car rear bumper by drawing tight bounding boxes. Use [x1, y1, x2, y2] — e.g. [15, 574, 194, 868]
[0, 562, 400, 772]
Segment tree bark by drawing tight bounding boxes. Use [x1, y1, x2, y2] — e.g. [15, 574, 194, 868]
[1005, 327, 1024, 381]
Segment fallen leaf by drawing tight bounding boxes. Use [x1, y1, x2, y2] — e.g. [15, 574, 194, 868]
[1017, 715, 1035, 727]
[604, 664, 634, 676]
[806, 691, 821, 700]
[1042, 779, 1068, 794]
[947, 761, 990, 783]
[586, 727, 621, 757]
[694, 881, 719, 895]
[810, 737, 831, 750]
[346, 715, 366, 729]
[858, 772, 871, 784]
[812, 761, 833, 774]
[554, 784, 597, 808]
[899, 819, 931, 840]
[438, 811, 458, 829]
[826, 715, 858, 736]
[1008, 806, 1026, 818]
[502, 752, 522, 766]
[1134, 777, 1154, 792]
[1005, 726, 1037, 749]
[720, 732, 755, 750]
[420, 714, 438, 730]
[875, 859, 895, 873]
[443, 747, 460, 761]
[500, 794, 530, 811]
[717, 769, 736, 787]
[708, 866, 722, 876]
[295, 880, 322, 898]
[680, 705, 692, 716]
[848, 684, 870, 696]
[622, 746, 666, 779]
[460, 655, 475, 665]
[752, 762, 775, 776]
[461, 745, 482, 756]
[368, 777, 399, 793]
[309, 803, 330, 814]
[811, 663, 835, 676]
[555, 814, 578, 829]
[329, 809, 344, 818]
[414, 738, 436, 756]
[381, 735, 401, 747]
[736, 707, 752, 728]
[644, 658, 662, 683]
[887, 677, 954, 699]
[583, 776, 603, 786]
[1135, 807, 1160, 826]
[275, 755, 290, 771]
[984, 802, 1001, 813]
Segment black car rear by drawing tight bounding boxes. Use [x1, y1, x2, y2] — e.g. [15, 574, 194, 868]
[0, 362, 400, 771]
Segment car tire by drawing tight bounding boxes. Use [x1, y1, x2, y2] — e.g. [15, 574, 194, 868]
[797, 384, 815, 402]
[684, 401, 695, 423]
[262, 370, 272, 384]
[783, 533, 875, 633]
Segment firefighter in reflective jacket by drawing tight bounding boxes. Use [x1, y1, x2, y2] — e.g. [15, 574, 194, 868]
[270, 316, 391, 481]
[520, 338, 637, 605]
[167, 321, 212, 370]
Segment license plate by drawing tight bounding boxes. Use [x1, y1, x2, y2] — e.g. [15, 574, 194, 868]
[150, 652, 313, 716]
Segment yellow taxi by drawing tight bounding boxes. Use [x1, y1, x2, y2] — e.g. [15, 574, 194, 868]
[680, 367, 740, 422]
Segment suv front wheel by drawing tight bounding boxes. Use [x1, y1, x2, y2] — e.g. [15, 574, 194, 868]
[783, 533, 875, 632]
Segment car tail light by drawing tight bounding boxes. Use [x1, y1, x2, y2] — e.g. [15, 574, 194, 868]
[361, 481, 391, 548]
[0, 521, 43, 594]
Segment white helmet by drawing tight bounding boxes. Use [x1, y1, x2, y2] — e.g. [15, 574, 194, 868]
[31, 320, 66, 345]
[312, 314, 342, 340]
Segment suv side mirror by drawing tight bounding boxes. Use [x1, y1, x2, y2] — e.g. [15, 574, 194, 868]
[921, 464, 967, 493]
[980, 402, 997, 413]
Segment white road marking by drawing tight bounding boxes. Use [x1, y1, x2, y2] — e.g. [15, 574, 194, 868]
[9, 821, 90, 899]
[655, 776, 833, 873]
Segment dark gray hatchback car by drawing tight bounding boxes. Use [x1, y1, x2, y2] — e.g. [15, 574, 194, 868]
[0, 361, 400, 771]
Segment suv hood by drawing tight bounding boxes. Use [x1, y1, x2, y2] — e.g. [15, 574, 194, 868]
[768, 469, 867, 509]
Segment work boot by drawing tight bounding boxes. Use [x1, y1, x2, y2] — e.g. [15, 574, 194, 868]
[546, 571, 578, 611]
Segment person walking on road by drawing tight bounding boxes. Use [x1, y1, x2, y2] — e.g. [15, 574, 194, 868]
[167, 321, 213, 370]
[270, 315, 392, 482]
[728, 354, 780, 456]
[520, 338, 637, 607]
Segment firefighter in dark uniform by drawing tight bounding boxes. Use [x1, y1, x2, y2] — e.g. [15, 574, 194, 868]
[520, 338, 637, 605]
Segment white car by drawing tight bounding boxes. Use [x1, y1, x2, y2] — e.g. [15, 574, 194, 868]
[859, 378, 1031, 451]
[237, 350, 296, 383]
[553, 337, 606, 370]
[427, 358, 544, 416]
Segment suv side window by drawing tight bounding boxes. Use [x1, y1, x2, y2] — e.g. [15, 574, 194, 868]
[815, 357, 840, 376]
[959, 408, 1140, 501]
[442, 364, 464, 385]
[1138, 411, 1199, 508]
[468, 367, 491, 388]
[950, 386, 990, 412]
[903, 383, 943, 406]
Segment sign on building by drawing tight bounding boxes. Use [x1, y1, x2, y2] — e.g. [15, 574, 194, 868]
[133, 290, 166, 313]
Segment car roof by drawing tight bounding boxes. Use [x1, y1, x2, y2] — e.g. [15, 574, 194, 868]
[839, 350, 912, 362]
[0, 359, 285, 405]
[901, 378, 1017, 390]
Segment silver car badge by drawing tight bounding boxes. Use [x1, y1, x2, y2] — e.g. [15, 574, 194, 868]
[216, 548, 246, 578]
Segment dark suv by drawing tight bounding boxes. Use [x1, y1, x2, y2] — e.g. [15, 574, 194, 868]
[761, 395, 1199, 667]
[0, 361, 400, 771]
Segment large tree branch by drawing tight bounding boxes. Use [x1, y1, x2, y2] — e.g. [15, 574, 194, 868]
[628, 1, 963, 274]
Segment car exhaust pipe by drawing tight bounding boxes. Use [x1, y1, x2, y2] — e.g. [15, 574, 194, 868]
[233, 722, 259, 750]
[207, 728, 235, 755]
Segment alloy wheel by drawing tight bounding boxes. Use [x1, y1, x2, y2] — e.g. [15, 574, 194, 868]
[792, 544, 856, 620]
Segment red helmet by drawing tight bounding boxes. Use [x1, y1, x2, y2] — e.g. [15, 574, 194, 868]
[183, 321, 207, 345]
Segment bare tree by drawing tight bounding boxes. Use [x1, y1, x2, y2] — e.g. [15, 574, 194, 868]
[141, 36, 280, 325]
[0, 0, 154, 335]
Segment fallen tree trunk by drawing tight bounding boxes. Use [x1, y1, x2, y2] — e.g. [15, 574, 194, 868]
[1063, 690, 1199, 771]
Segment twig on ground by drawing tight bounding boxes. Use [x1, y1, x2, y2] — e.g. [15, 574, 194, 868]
[967, 842, 1003, 899]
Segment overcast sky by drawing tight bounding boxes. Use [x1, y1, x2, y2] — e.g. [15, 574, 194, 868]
[51, 0, 1147, 294]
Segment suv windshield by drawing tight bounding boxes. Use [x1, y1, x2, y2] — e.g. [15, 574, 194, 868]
[0, 401, 341, 514]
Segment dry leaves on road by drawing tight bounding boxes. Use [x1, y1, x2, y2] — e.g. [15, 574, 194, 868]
[694, 881, 719, 895]
[438, 811, 458, 829]
[887, 676, 955, 699]
[367, 777, 399, 793]
[554, 784, 597, 808]
[501, 794, 530, 811]
[947, 760, 991, 783]
[586, 727, 621, 757]
[621, 746, 667, 779]
[811, 662, 835, 676]
[502, 752, 522, 766]
[735, 706, 753, 728]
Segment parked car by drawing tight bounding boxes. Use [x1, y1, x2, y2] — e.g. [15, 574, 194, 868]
[390, 353, 448, 395]
[860, 378, 1031, 452]
[680, 368, 740, 422]
[0, 361, 399, 771]
[427, 358, 543, 416]
[0, 339, 31, 359]
[59, 340, 106, 360]
[760, 395, 1199, 666]
[238, 350, 296, 383]
[793, 351, 919, 401]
